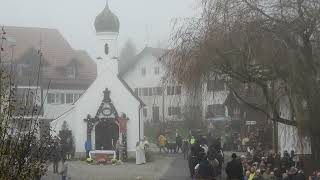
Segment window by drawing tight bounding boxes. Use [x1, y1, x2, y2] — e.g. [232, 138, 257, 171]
[47, 93, 62, 104]
[60, 93, 65, 104]
[152, 87, 162, 96]
[66, 65, 76, 79]
[232, 107, 241, 120]
[207, 104, 225, 117]
[16, 88, 37, 106]
[168, 107, 181, 116]
[15, 119, 32, 132]
[167, 86, 174, 95]
[65, 93, 82, 104]
[207, 80, 214, 91]
[138, 88, 142, 96]
[105, 43, 109, 55]
[47, 93, 55, 104]
[156, 87, 163, 95]
[143, 88, 148, 96]
[143, 108, 148, 117]
[207, 80, 225, 91]
[167, 86, 181, 95]
[148, 88, 153, 96]
[66, 93, 73, 104]
[141, 67, 146, 76]
[74, 94, 81, 101]
[134, 88, 138, 96]
[175, 86, 181, 95]
[154, 67, 160, 75]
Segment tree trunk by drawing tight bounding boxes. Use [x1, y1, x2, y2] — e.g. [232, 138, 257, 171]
[273, 120, 278, 153]
[310, 134, 320, 168]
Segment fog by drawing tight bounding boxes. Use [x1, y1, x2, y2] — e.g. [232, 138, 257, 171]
[0, 0, 197, 57]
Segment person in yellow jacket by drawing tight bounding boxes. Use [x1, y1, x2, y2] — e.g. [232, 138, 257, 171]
[248, 167, 256, 180]
[158, 134, 166, 153]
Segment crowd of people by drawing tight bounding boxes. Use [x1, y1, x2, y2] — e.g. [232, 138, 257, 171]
[226, 150, 306, 180]
[158, 131, 224, 180]
[157, 130, 320, 180]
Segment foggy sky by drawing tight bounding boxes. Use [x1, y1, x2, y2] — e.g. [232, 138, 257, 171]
[0, 0, 197, 57]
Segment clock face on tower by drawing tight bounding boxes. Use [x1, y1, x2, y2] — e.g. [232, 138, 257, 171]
[105, 43, 109, 55]
[102, 107, 112, 116]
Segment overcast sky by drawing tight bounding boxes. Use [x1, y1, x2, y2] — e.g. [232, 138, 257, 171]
[0, 0, 198, 57]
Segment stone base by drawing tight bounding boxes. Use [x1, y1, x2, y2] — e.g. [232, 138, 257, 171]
[127, 151, 136, 159]
[74, 152, 86, 159]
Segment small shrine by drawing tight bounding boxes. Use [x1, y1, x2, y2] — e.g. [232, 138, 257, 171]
[84, 89, 129, 162]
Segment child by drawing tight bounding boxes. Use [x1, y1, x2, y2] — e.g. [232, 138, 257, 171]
[60, 158, 68, 180]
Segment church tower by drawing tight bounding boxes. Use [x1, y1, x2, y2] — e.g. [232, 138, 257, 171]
[94, 0, 120, 75]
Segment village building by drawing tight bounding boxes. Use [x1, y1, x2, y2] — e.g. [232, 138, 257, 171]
[120, 47, 230, 127]
[121, 47, 186, 123]
[2, 26, 96, 136]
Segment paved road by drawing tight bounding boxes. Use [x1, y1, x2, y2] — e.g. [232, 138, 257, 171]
[42, 154, 174, 180]
[160, 154, 191, 180]
[42, 151, 241, 180]
[159, 151, 241, 180]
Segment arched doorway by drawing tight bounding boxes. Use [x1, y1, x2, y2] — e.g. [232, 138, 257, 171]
[95, 120, 119, 150]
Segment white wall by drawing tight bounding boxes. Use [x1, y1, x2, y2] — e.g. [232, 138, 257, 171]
[123, 52, 187, 122]
[50, 68, 142, 155]
[123, 51, 232, 123]
[278, 96, 311, 154]
[95, 32, 119, 75]
[43, 89, 85, 119]
[201, 82, 229, 119]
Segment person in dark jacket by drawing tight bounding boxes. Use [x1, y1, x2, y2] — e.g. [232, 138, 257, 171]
[282, 151, 291, 170]
[207, 145, 218, 177]
[274, 153, 281, 169]
[176, 134, 183, 153]
[195, 152, 214, 180]
[188, 146, 199, 178]
[181, 140, 189, 159]
[226, 153, 244, 180]
[51, 138, 61, 174]
[286, 167, 306, 180]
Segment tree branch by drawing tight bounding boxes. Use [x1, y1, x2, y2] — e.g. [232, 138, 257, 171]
[229, 85, 297, 126]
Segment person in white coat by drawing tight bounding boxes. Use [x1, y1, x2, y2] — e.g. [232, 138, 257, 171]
[136, 140, 146, 165]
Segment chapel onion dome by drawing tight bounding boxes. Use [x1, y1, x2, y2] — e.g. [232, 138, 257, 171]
[94, 1, 120, 33]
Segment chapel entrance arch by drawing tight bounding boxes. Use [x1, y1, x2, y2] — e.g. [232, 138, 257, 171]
[95, 120, 119, 150]
[84, 88, 129, 160]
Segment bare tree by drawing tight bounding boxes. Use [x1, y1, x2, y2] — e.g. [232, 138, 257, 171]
[164, 0, 320, 167]
[0, 27, 54, 179]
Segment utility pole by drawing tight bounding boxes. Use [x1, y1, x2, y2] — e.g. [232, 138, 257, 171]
[162, 87, 165, 123]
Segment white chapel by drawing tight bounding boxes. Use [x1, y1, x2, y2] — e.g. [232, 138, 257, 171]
[50, 1, 145, 158]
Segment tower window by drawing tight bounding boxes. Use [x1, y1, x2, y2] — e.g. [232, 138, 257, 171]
[143, 108, 148, 117]
[141, 67, 146, 76]
[66, 65, 76, 79]
[154, 67, 160, 75]
[105, 43, 109, 55]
